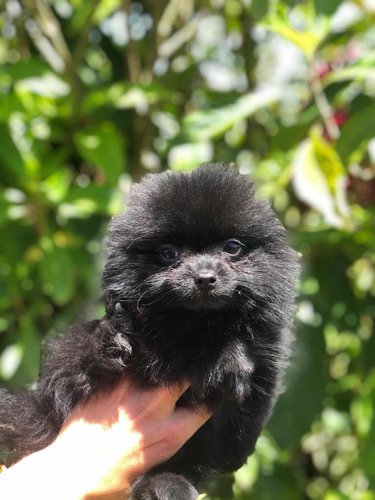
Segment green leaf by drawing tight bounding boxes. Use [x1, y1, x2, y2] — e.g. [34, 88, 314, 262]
[3, 58, 50, 82]
[0, 192, 12, 226]
[324, 491, 351, 500]
[292, 133, 349, 228]
[234, 455, 259, 495]
[314, 0, 341, 15]
[41, 169, 72, 204]
[39, 239, 76, 306]
[0, 344, 22, 380]
[74, 122, 126, 185]
[0, 124, 26, 186]
[262, 4, 329, 60]
[253, 464, 299, 499]
[336, 103, 375, 161]
[351, 394, 373, 437]
[268, 325, 326, 449]
[82, 83, 173, 113]
[200, 474, 235, 500]
[15, 73, 70, 99]
[0, 94, 25, 121]
[323, 65, 375, 87]
[17, 316, 41, 384]
[251, 0, 269, 21]
[270, 105, 319, 151]
[68, 1, 93, 33]
[60, 184, 119, 217]
[182, 88, 280, 142]
[168, 142, 213, 171]
[361, 394, 375, 488]
[69, 0, 122, 30]
[0, 317, 41, 385]
[93, 0, 122, 23]
[312, 133, 346, 191]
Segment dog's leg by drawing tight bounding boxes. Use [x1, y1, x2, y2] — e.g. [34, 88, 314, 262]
[0, 318, 131, 464]
[0, 389, 58, 465]
[130, 473, 198, 500]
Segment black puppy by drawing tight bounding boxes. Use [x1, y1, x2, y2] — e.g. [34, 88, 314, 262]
[0, 163, 299, 499]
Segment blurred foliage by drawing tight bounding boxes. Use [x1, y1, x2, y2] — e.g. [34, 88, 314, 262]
[0, 0, 375, 497]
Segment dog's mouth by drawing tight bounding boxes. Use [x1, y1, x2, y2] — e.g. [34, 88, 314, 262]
[137, 289, 229, 312]
[182, 299, 224, 311]
[178, 289, 230, 311]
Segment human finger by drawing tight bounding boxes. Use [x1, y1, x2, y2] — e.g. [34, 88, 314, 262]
[141, 380, 191, 417]
[166, 404, 212, 448]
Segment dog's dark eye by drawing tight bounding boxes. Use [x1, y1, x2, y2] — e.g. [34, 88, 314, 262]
[114, 302, 126, 317]
[223, 240, 243, 256]
[159, 247, 180, 262]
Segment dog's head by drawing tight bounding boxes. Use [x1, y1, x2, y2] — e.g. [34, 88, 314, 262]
[103, 163, 298, 325]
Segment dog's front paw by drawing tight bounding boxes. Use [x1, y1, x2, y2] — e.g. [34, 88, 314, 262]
[130, 473, 198, 500]
[103, 331, 132, 368]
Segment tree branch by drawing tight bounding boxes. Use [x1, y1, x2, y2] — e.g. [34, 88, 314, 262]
[122, 0, 142, 82]
[310, 66, 340, 141]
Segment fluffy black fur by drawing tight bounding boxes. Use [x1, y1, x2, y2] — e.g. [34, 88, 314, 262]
[0, 163, 299, 499]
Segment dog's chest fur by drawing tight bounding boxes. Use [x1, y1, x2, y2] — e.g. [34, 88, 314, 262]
[112, 308, 256, 407]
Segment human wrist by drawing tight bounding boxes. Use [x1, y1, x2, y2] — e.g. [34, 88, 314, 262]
[50, 418, 133, 499]
[1, 426, 131, 500]
[0, 446, 87, 500]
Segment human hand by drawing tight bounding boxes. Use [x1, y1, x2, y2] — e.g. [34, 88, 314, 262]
[0, 379, 211, 500]
[59, 378, 211, 498]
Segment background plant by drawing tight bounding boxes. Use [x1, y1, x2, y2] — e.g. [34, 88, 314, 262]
[0, 0, 374, 498]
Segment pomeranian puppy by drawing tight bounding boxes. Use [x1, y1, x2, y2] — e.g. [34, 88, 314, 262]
[0, 163, 299, 499]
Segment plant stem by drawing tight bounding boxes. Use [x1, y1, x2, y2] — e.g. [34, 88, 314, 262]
[309, 66, 340, 141]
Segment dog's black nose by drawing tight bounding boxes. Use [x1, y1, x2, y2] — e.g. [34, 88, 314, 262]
[194, 272, 217, 291]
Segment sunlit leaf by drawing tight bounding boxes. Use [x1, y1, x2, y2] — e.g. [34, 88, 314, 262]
[93, 0, 122, 23]
[292, 134, 349, 228]
[82, 83, 173, 113]
[168, 142, 213, 171]
[0, 344, 22, 380]
[234, 455, 259, 495]
[182, 88, 280, 141]
[324, 491, 351, 500]
[323, 65, 375, 86]
[262, 4, 329, 60]
[15, 74, 70, 98]
[351, 394, 373, 437]
[41, 169, 72, 204]
[68, 1, 94, 33]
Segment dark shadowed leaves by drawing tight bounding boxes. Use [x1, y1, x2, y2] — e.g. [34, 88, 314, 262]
[0, 124, 26, 187]
[268, 325, 326, 449]
[336, 103, 375, 161]
[74, 122, 127, 186]
[39, 239, 76, 306]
